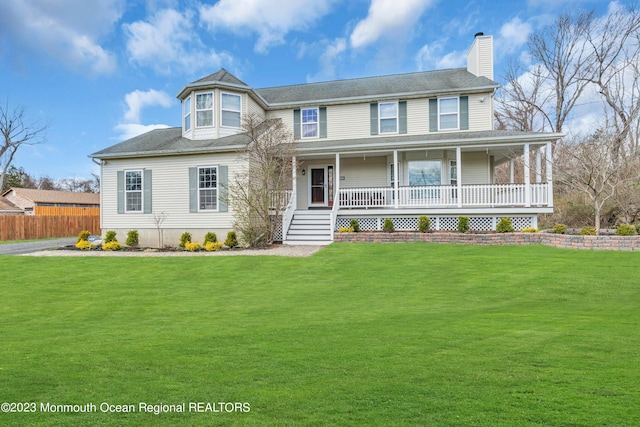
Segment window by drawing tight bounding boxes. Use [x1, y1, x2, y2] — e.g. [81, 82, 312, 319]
[450, 160, 457, 185]
[183, 97, 191, 132]
[125, 170, 143, 212]
[198, 167, 217, 210]
[439, 97, 459, 130]
[379, 102, 398, 133]
[221, 93, 241, 127]
[408, 161, 441, 186]
[196, 92, 213, 127]
[302, 108, 318, 138]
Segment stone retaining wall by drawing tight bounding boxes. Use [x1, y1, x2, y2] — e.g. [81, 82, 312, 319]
[334, 232, 640, 251]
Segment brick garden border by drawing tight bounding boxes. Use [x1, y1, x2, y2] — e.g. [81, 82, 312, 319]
[334, 231, 640, 251]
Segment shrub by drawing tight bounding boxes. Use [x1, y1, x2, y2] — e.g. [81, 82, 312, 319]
[126, 230, 139, 247]
[521, 227, 539, 233]
[179, 232, 192, 248]
[205, 241, 223, 252]
[552, 223, 568, 234]
[636, 224, 640, 235]
[102, 241, 122, 251]
[75, 240, 93, 250]
[418, 215, 431, 233]
[104, 230, 118, 243]
[578, 226, 596, 236]
[184, 242, 202, 252]
[615, 224, 637, 236]
[382, 218, 395, 232]
[204, 232, 218, 244]
[496, 218, 514, 233]
[338, 227, 354, 233]
[458, 216, 470, 233]
[77, 230, 91, 243]
[349, 219, 360, 232]
[224, 231, 238, 248]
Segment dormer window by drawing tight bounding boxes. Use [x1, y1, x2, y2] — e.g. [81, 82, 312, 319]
[221, 93, 241, 128]
[379, 102, 398, 133]
[302, 108, 319, 138]
[196, 92, 214, 127]
[183, 97, 191, 132]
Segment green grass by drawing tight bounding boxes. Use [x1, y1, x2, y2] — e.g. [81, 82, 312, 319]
[1, 243, 639, 426]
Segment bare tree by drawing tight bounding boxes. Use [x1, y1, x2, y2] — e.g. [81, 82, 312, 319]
[153, 212, 168, 248]
[226, 115, 296, 247]
[0, 101, 48, 191]
[554, 131, 640, 234]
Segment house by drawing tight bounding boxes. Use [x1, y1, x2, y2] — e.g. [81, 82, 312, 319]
[1, 188, 100, 216]
[91, 34, 561, 247]
[0, 197, 22, 215]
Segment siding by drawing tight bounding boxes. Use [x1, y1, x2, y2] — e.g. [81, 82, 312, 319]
[467, 94, 493, 131]
[340, 156, 387, 188]
[461, 152, 489, 184]
[247, 96, 266, 119]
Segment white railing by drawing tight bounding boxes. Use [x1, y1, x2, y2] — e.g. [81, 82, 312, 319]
[270, 190, 293, 210]
[329, 189, 339, 240]
[282, 191, 296, 242]
[338, 183, 550, 209]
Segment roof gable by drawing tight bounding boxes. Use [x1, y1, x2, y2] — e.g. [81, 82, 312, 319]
[2, 188, 99, 205]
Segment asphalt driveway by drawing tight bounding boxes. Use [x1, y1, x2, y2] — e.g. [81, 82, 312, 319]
[0, 238, 76, 255]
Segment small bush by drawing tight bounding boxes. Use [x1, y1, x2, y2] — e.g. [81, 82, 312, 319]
[552, 223, 568, 234]
[458, 216, 470, 233]
[349, 219, 360, 232]
[179, 232, 192, 248]
[185, 242, 202, 252]
[205, 241, 223, 252]
[126, 230, 139, 247]
[204, 232, 218, 244]
[224, 231, 238, 248]
[77, 230, 91, 242]
[338, 227, 354, 233]
[521, 227, 539, 233]
[382, 218, 395, 232]
[496, 218, 514, 233]
[102, 241, 122, 251]
[615, 224, 637, 236]
[75, 240, 93, 250]
[418, 215, 431, 233]
[104, 230, 118, 243]
[578, 226, 596, 236]
[636, 224, 640, 235]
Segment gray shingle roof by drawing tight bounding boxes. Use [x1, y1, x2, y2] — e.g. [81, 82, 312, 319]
[255, 68, 499, 106]
[91, 127, 250, 159]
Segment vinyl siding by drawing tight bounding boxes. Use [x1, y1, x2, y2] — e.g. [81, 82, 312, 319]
[340, 156, 387, 188]
[101, 152, 246, 232]
[266, 109, 294, 134]
[461, 152, 489, 184]
[247, 96, 266, 119]
[407, 99, 430, 135]
[467, 94, 494, 131]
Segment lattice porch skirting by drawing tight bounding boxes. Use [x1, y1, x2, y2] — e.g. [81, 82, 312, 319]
[335, 215, 536, 232]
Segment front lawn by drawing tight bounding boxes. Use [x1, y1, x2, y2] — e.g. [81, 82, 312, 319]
[0, 243, 638, 426]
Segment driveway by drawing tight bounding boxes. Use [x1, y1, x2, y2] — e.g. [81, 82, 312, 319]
[0, 238, 76, 255]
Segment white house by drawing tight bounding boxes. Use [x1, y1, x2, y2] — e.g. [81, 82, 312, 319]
[91, 34, 561, 247]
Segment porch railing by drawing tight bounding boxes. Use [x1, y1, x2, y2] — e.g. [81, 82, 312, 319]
[338, 183, 549, 209]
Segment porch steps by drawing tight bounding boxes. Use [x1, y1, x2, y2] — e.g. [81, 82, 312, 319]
[284, 211, 333, 245]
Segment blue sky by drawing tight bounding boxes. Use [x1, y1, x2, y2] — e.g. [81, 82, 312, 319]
[0, 0, 618, 181]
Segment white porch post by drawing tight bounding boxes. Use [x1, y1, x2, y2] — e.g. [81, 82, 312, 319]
[509, 159, 514, 184]
[393, 150, 399, 209]
[524, 143, 531, 207]
[456, 147, 462, 208]
[535, 147, 542, 183]
[335, 153, 340, 206]
[546, 142, 553, 207]
[292, 155, 297, 198]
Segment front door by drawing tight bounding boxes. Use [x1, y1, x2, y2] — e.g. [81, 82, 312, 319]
[310, 168, 326, 205]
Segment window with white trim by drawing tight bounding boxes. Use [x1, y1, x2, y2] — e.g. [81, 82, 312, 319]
[221, 93, 241, 128]
[302, 108, 318, 138]
[439, 97, 459, 130]
[450, 160, 457, 185]
[125, 170, 143, 212]
[183, 97, 191, 132]
[198, 166, 217, 210]
[379, 102, 398, 133]
[196, 92, 213, 127]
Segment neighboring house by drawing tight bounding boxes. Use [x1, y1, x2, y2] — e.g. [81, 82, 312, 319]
[0, 197, 23, 215]
[1, 188, 100, 216]
[91, 34, 561, 247]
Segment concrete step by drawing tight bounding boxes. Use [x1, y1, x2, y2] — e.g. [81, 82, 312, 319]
[287, 229, 331, 236]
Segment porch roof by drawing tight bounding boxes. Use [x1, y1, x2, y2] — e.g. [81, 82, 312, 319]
[295, 130, 563, 155]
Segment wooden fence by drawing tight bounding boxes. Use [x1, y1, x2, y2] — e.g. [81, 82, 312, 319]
[0, 215, 101, 241]
[34, 206, 101, 216]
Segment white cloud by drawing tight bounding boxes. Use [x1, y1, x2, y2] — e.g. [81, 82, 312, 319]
[306, 38, 347, 82]
[0, 0, 122, 74]
[123, 89, 173, 123]
[498, 17, 533, 54]
[114, 123, 171, 141]
[124, 8, 233, 74]
[200, 0, 337, 53]
[415, 40, 465, 71]
[350, 0, 436, 49]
